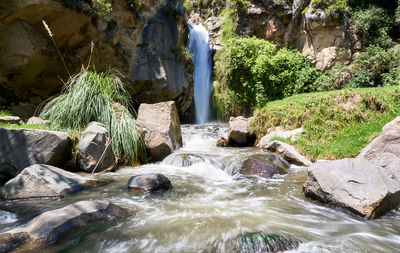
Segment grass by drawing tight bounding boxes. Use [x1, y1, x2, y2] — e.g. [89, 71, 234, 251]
[39, 67, 145, 164]
[251, 86, 400, 160]
[0, 110, 13, 117]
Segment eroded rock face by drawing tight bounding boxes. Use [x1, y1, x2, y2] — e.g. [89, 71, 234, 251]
[128, 173, 172, 194]
[260, 141, 312, 167]
[303, 158, 400, 219]
[0, 0, 193, 116]
[137, 101, 182, 161]
[0, 128, 72, 181]
[78, 122, 115, 173]
[0, 200, 126, 252]
[358, 116, 400, 179]
[240, 154, 290, 178]
[228, 116, 256, 147]
[0, 164, 95, 200]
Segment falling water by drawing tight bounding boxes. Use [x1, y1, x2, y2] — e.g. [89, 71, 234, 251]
[189, 24, 212, 124]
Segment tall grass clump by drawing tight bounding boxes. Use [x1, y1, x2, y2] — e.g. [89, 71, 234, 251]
[40, 68, 145, 164]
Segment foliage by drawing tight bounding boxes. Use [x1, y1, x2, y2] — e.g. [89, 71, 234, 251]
[39, 68, 145, 164]
[127, 0, 142, 11]
[313, 63, 350, 91]
[214, 37, 320, 117]
[92, 0, 112, 18]
[311, 0, 348, 13]
[350, 6, 393, 47]
[251, 86, 400, 160]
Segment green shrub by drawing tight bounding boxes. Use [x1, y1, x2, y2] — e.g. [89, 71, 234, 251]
[92, 0, 112, 18]
[383, 66, 400, 86]
[313, 62, 350, 91]
[214, 37, 320, 117]
[40, 68, 145, 164]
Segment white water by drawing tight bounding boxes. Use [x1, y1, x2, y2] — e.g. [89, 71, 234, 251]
[189, 24, 212, 124]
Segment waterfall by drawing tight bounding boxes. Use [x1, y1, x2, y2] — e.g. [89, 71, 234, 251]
[188, 24, 212, 124]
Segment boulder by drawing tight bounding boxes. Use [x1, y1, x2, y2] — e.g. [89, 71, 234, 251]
[303, 158, 400, 219]
[0, 128, 72, 180]
[77, 122, 115, 173]
[0, 116, 23, 125]
[26, 117, 49, 125]
[128, 174, 172, 194]
[0, 200, 126, 252]
[234, 232, 300, 253]
[358, 116, 400, 178]
[239, 154, 290, 178]
[0, 164, 96, 200]
[258, 127, 305, 145]
[260, 141, 312, 167]
[228, 116, 256, 147]
[137, 101, 182, 161]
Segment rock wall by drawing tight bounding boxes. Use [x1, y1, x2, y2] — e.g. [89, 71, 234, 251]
[0, 0, 193, 116]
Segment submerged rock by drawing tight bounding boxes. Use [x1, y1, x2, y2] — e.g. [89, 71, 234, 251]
[0, 200, 126, 252]
[228, 116, 256, 147]
[235, 232, 300, 253]
[137, 101, 182, 162]
[303, 158, 400, 219]
[0, 116, 23, 125]
[240, 154, 290, 179]
[77, 122, 115, 173]
[260, 141, 312, 167]
[358, 116, 400, 178]
[128, 174, 172, 194]
[0, 128, 72, 181]
[216, 137, 229, 147]
[0, 164, 96, 200]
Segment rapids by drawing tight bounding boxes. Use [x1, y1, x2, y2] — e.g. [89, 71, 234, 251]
[0, 124, 399, 252]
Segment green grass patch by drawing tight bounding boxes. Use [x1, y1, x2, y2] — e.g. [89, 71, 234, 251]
[252, 86, 400, 160]
[0, 110, 13, 117]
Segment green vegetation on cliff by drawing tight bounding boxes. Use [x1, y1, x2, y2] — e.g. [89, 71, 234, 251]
[214, 37, 319, 117]
[251, 86, 400, 160]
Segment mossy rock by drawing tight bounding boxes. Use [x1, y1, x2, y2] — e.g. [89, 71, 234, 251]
[235, 232, 300, 253]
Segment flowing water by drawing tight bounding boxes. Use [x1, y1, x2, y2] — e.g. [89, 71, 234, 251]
[189, 24, 212, 124]
[1, 124, 400, 252]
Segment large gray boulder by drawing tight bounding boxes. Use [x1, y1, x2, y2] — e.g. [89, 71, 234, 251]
[228, 116, 256, 147]
[303, 158, 400, 219]
[0, 128, 72, 181]
[0, 164, 96, 200]
[259, 141, 312, 166]
[358, 116, 400, 178]
[137, 101, 182, 161]
[0, 200, 126, 251]
[77, 122, 115, 173]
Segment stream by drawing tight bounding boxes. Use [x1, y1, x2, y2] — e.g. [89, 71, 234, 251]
[1, 124, 400, 252]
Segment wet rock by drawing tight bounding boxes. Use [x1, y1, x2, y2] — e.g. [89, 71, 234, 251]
[228, 116, 256, 147]
[260, 141, 312, 167]
[128, 174, 172, 194]
[0, 164, 96, 200]
[137, 101, 182, 162]
[164, 153, 206, 167]
[77, 122, 115, 173]
[216, 137, 229, 147]
[235, 232, 300, 253]
[303, 158, 400, 219]
[0, 128, 72, 181]
[0, 200, 126, 251]
[26, 117, 49, 125]
[240, 154, 290, 178]
[0, 116, 23, 125]
[358, 116, 400, 178]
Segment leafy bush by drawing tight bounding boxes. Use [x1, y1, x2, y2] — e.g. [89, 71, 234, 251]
[313, 62, 350, 91]
[214, 37, 320, 117]
[311, 0, 348, 13]
[92, 0, 112, 18]
[40, 68, 145, 164]
[350, 6, 393, 47]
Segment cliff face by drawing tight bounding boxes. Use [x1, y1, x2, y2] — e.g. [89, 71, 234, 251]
[187, 0, 355, 71]
[0, 0, 193, 116]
